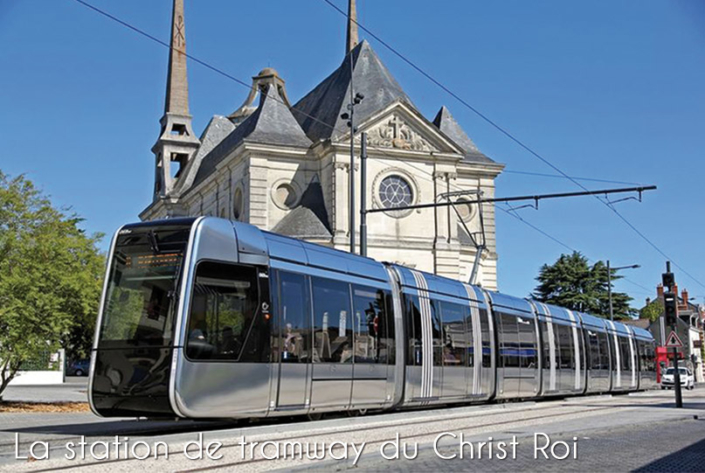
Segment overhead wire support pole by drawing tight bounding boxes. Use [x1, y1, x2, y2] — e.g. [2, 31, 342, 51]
[348, 50, 356, 255]
[360, 132, 368, 257]
[365, 185, 657, 214]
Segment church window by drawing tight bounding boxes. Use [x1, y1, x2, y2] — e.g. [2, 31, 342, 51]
[233, 188, 243, 220]
[379, 175, 413, 210]
[273, 183, 298, 210]
[455, 198, 475, 222]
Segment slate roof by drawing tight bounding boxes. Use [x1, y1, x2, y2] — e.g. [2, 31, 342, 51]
[191, 84, 312, 189]
[272, 176, 332, 238]
[174, 115, 235, 195]
[433, 106, 494, 164]
[292, 40, 412, 143]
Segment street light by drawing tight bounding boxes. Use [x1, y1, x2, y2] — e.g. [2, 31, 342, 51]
[607, 260, 640, 321]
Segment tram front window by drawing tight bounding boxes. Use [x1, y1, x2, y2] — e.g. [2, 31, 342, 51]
[99, 227, 190, 346]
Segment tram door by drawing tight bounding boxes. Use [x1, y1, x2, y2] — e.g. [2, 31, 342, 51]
[274, 271, 311, 409]
[437, 301, 468, 399]
[517, 315, 539, 397]
[497, 312, 521, 398]
[309, 277, 353, 409]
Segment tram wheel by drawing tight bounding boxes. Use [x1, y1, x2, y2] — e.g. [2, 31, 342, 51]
[307, 412, 323, 421]
[347, 408, 368, 417]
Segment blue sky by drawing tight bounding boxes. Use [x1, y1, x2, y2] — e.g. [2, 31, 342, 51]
[1, 0, 704, 306]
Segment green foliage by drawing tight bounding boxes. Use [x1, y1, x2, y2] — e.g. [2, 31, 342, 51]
[640, 300, 663, 322]
[533, 251, 633, 319]
[0, 171, 104, 396]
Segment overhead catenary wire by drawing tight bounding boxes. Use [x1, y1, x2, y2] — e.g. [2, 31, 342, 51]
[72, 0, 657, 299]
[321, 0, 705, 291]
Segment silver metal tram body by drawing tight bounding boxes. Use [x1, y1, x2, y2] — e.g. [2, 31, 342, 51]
[89, 217, 657, 419]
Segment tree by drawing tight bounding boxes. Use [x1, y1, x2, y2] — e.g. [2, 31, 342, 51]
[640, 300, 663, 322]
[0, 171, 104, 397]
[533, 251, 633, 318]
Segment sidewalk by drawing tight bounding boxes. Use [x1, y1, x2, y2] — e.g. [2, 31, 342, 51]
[1, 379, 88, 403]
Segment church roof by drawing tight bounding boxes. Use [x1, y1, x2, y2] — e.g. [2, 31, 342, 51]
[192, 84, 311, 189]
[174, 115, 235, 194]
[272, 176, 332, 238]
[292, 40, 412, 143]
[433, 106, 494, 164]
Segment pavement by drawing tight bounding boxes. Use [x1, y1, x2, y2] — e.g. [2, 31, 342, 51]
[0, 377, 88, 403]
[0, 387, 703, 471]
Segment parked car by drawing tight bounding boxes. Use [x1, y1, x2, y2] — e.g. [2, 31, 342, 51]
[66, 359, 90, 377]
[661, 367, 695, 390]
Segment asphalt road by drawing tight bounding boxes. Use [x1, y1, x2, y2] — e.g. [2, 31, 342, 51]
[1, 387, 703, 472]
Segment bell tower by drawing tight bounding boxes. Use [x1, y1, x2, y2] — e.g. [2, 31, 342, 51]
[152, 0, 200, 200]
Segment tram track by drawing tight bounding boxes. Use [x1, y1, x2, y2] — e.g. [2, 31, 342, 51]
[15, 395, 652, 472]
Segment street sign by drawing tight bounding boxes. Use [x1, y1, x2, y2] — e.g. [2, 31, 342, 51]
[665, 330, 683, 348]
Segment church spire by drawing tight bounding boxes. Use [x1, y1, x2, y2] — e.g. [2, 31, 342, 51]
[346, 0, 358, 55]
[165, 0, 190, 115]
[152, 0, 199, 201]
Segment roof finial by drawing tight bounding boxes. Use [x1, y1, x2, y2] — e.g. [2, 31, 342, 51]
[165, 0, 190, 115]
[346, 0, 358, 55]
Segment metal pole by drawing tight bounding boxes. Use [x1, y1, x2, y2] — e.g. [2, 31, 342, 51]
[348, 53, 356, 254]
[360, 132, 368, 257]
[665, 261, 683, 408]
[608, 260, 614, 321]
[365, 185, 657, 214]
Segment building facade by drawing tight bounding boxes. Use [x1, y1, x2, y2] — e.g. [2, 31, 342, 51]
[140, 0, 504, 289]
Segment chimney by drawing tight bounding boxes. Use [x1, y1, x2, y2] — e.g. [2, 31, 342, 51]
[682, 289, 689, 305]
[657, 284, 664, 297]
[646, 297, 651, 306]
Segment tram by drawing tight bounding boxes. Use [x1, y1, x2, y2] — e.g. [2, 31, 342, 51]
[89, 217, 657, 418]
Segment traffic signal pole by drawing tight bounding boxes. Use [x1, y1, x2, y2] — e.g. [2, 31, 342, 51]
[663, 261, 683, 408]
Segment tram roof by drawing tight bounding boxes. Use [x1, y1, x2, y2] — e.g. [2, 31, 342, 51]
[531, 301, 579, 324]
[390, 265, 487, 304]
[606, 319, 631, 336]
[629, 326, 654, 341]
[577, 312, 609, 331]
[261, 230, 390, 283]
[485, 291, 534, 315]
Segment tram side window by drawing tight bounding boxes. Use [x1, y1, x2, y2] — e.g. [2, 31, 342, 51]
[429, 300, 444, 366]
[619, 337, 631, 371]
[464, 306, 475, 368]
[596, 333, 607, 370]
[480, 309, 492, 368]
[516, 316, 537, 369]
[439, 301, 468, 367]
[558, 324, 574, 369]
[587, 331, 601, 370]
[405, 295, 423, 366]
[186, 262, 264, 362]
[352, 286, 392, 364]
[540, 321, 551, 373]
[278, 271, 311, 363]
[498, 312, 520, 369]
[312, 277, 352, 363]
[384, 292, 396, 364]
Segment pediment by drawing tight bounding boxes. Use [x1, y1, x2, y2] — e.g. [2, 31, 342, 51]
[344, 101, 464, 155]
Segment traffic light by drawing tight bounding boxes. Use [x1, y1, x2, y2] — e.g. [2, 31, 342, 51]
[662, 272, 675, 291]
[664, 292, 677, 326]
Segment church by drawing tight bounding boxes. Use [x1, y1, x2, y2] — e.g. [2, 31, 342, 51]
[140, 0, 504, 290]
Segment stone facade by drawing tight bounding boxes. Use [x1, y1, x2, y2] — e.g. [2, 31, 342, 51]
[141, 2, 504, 289]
